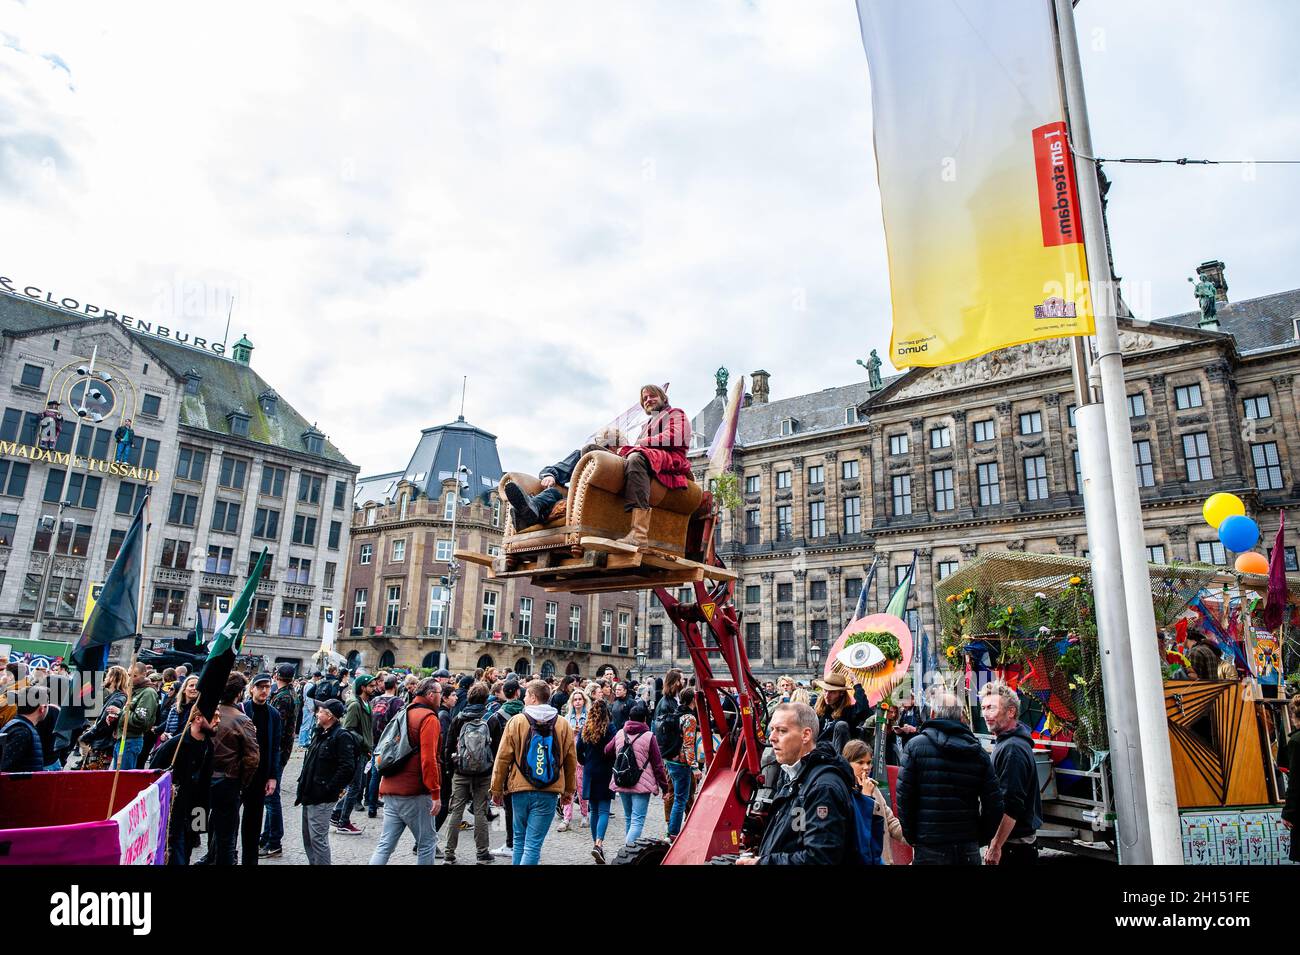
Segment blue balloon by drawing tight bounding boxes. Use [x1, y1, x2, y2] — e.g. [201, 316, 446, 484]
[1218, 514, 1260, 553]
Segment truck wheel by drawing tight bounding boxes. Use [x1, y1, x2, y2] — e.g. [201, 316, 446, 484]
[707, 854, 739, 865]
[609, 837, 671, 865]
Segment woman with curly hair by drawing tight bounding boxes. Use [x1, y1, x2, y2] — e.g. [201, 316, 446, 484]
[814, 672, 872, 753]
[577, 698, 616, 862]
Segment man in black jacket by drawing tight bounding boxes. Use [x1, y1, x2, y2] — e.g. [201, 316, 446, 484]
[501, 430, 620, 529]
[896, 689, 1004, 865]
[979, 682, 1043, 865]
[295, 699, 357, 865]
[736, 702, 858, 865]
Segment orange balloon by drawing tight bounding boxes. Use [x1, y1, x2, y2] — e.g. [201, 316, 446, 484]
[1234, 552, 1269, 575]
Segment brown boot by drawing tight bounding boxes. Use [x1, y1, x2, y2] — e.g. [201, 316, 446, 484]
[615, 507, 652, 549]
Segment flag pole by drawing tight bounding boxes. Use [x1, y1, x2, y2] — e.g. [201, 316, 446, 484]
[105, 491, 150, 820]
[1053, 0, 1182, 864]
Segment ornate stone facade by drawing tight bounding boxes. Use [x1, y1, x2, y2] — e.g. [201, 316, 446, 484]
[644, 301, 1300, 681]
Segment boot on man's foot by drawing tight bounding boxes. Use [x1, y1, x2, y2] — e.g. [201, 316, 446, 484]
[503, 481, 541, 529]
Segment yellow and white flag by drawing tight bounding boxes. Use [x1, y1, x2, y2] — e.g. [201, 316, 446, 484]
[856, 0, 1093, 368]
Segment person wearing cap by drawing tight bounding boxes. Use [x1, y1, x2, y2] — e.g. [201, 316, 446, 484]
[259, 664, 298, 858]
[235, 672, 282, 865]
[295, 699, 357, 865]
[332, 673, 379, 834]
[813, 671, 872, 754]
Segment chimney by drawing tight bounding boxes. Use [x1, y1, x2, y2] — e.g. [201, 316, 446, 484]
[743, 393, 753, 408]
[1196, 261, 1228, 303]
[751, 369, 770, 405]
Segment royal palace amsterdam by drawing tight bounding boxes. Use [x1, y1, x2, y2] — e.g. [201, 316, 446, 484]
[0, 286, 358, 671]
[647, 263, 1300, 682]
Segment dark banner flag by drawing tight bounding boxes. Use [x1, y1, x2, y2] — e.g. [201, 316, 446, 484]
[54, 491, 149, 750]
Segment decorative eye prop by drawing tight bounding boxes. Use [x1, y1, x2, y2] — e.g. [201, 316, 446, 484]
[836, 641, 885, 671]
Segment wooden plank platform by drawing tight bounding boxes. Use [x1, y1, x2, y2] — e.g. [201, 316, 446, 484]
[453, 549, 496, 568]
[473, 536, 737, 593]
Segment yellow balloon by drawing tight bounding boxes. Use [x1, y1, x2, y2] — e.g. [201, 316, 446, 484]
[1203, 493, 1245, 528]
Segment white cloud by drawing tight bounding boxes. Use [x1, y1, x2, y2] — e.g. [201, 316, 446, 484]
[2, 0, 1296, 478]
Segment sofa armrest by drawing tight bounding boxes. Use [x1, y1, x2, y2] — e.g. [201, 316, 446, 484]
[500, 472, 543, 497]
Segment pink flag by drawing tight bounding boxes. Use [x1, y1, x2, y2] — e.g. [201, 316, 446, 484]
[1263, 510, 1287, 631]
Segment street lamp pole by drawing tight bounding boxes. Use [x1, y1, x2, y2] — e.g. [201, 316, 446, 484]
[32, 345, 107, 642]
[439, 449, 469, 671]
[808, 640, 822, 683]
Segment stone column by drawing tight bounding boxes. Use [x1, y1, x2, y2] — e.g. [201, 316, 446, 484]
[1147, 374, 1179, 486]
[761, 571, 776, 665]
[824, 449, 840, 540]
[909, 417, 930, 523]
[760, 462, 774, 544]
[793, 568, 808, 669]
[828, 565, 844, 628]
[1269, 375, 1300, 492]
[951, 410, 975, 516]
[1205, 361, 1242, 482]
[792, 455, 807, 547]
[1044, 393, 1069, 496]
[995, 402, 1016, 509]
[868, 426, 888, 529]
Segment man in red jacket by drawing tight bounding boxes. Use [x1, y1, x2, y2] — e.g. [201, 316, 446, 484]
[369, 678, 443, 865]
[615, 384, 693, 549]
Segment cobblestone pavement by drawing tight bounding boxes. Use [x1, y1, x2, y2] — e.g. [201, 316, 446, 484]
[265, 750, 668, 866]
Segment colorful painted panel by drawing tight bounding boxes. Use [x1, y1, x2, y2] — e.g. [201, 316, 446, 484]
[1180, 808, 1293, 865]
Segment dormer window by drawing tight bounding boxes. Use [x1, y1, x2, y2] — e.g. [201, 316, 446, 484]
[184, 368, 202, 395]
[259, 389, 279, 416]
[780, 418, 796, 437]
[303, 425, 325, 455]
[845, 407, 859, 425]
[227, 407, 250, 438]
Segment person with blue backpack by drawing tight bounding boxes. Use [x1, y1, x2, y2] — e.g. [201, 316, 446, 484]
[735, 702, 860, 865]
[489, 679, 577, 865]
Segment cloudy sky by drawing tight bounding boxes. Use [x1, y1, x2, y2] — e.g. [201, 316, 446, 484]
[2, 0, 1296, 477]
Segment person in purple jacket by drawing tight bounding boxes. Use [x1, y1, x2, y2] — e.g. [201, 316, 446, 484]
[605, 702, 669, 845]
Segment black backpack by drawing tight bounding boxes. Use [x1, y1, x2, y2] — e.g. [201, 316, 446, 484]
[653, 699, 682, 761]
[612, 730, 643, 788]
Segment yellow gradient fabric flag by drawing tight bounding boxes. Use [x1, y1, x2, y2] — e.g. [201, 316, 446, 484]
[856, 0, 1093, 368]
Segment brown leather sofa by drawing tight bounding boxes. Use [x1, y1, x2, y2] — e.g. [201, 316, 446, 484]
[500, 449, 704, 558]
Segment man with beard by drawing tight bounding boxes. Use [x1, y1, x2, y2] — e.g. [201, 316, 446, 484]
[612, 384, 692, 549]
[238, 672, 282, 865]
[735, 702, 858, 865]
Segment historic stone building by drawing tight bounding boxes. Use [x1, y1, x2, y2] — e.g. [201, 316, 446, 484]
[644, 264, 1300, 681]
[338, 417, 642, 679]
[0, 290, 358, 671]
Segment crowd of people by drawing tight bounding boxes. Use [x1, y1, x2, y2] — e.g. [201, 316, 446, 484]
[9, 651, 1291, 865]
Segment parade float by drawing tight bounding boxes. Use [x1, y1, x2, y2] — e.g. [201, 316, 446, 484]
[0, 769, 172, 865]
[934, 518, 1296, 864]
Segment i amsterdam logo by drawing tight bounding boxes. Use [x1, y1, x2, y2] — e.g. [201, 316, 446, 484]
[0, 440, 160, 483]
[0, 276, 227, 357]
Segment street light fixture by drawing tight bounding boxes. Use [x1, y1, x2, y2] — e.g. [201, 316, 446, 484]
[439, 452, 472, 670]
[809, 639, 823, 681]
[635, 648, 648, 683]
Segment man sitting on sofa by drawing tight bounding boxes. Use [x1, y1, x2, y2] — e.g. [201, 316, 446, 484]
[614, 384, 693, 549]
[502, 427, 621, 531]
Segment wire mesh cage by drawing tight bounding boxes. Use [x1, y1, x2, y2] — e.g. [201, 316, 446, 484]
[933, 553, 1221, 762]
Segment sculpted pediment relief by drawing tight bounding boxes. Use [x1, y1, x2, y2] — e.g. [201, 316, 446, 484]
[884, 328, 1182, 402]
[74, 329, 134, 368]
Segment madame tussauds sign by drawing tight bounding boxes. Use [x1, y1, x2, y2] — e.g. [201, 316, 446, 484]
[0, 440, 160, 483]
[0, 277, 227, 357]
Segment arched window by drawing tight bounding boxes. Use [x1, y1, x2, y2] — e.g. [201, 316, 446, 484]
[379, 650, 395, 668]
[565, 662, 581, 676]
[346, 650, 360, 669]
[422, 651, 446, 669]
[540, 659, 555, 679]
[514, 657, 530, 676]
[476, 654, 495, 670]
